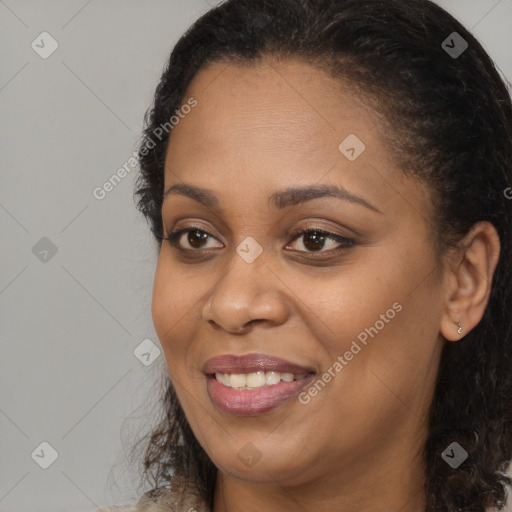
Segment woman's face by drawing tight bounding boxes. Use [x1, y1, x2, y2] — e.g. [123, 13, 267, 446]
[152, 58, 447, 487]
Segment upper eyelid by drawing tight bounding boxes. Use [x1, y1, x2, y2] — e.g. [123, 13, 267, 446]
[164, 210, 363, 239]
[286, 229, 354, 250]
[168, 225, 221, 240]
[168, 226, 223, 245]
[288, 227, 348, 239]
[168, 225, 343, 238]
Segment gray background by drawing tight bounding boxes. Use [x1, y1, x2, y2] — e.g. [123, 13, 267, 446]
[1, 1, 511, 511]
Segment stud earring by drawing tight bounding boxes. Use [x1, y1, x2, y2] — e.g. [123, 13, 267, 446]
[457, 321, 462, 335]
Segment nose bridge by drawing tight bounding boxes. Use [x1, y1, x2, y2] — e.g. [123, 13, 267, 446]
[202, 246, 289, 332]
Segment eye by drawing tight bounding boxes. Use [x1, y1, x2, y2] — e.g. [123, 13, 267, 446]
[165, 227, 223, 251]
[285, 228, 354, 254]
[164, 225, 354, 256]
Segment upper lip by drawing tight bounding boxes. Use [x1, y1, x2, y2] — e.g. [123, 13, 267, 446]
[203, 353, 315, 375]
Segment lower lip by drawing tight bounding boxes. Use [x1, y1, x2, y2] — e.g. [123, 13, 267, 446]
[206, 375, 314, 416]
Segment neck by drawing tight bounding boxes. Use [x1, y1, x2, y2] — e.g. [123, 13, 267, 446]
[212, 430, 427, 512]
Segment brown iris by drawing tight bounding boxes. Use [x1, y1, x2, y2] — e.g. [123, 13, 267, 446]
[302, 231, 325, 251]
[188, 229, 209, 249]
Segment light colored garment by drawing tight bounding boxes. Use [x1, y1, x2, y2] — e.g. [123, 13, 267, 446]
[94, 469, 512, 512]
[95, 508, 137, 512]
[94, 477, 209, 512]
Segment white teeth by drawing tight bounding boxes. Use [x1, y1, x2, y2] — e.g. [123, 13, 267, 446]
[215, 371, 307, 389]
[216, 373, 230, 386]
[246, 371, 266, 387]
[265, 371, 281, 385]
[229, 374, 247, 388]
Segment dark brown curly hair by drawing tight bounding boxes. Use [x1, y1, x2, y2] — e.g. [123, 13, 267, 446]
[128, 0, 512, 510]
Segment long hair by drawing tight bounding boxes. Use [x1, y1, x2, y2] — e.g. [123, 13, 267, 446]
[132, 1, 512, 510]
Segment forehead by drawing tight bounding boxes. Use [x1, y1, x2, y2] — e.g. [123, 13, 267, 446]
[163, 58, 429, 223]
[169, 60, 378, 165]
[169, 58, 378, 160]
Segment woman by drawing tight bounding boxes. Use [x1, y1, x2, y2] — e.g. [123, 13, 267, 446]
[100, 0, 512, 510]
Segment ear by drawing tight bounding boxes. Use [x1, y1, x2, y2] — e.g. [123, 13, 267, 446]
[439, 221, 500, 342]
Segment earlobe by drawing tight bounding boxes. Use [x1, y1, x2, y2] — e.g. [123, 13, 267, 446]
[439, 221, 500, 342]
[441, 319, 463, 343]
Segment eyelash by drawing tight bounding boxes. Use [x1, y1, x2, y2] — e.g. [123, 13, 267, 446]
[164, 225, 355, 256]
[286, 227, 354, 254]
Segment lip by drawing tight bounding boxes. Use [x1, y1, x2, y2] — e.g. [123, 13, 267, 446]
[203, 353, 314, 375]
[203, 353, 316, 416]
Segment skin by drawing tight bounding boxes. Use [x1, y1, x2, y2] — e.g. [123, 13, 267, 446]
[151, 57, 500, 512]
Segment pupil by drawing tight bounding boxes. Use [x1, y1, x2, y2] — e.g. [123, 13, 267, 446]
[304, 231, 325, 251]
[188, 230, 208, 248]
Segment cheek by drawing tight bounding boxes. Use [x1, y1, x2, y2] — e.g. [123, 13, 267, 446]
[151, 255, 199, 360]
[290, 261, 405, 360]
[304, 246, 442, 393]
[151, 263, 174, 345]
[324, 277, 442, 428]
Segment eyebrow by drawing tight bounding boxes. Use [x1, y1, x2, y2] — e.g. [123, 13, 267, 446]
[163, 183, 382, 214]
[164, 184, 220, 208]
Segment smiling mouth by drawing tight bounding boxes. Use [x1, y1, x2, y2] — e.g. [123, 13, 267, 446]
[213, 371, 311, 389]
[203, 353, 316, 415]
[206, 371, 315, 415]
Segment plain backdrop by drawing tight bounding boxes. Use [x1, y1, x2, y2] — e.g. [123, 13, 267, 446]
[1, 1, 511, 511]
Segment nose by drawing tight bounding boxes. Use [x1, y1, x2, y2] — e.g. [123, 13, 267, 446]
[201, 253, 290, 334]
